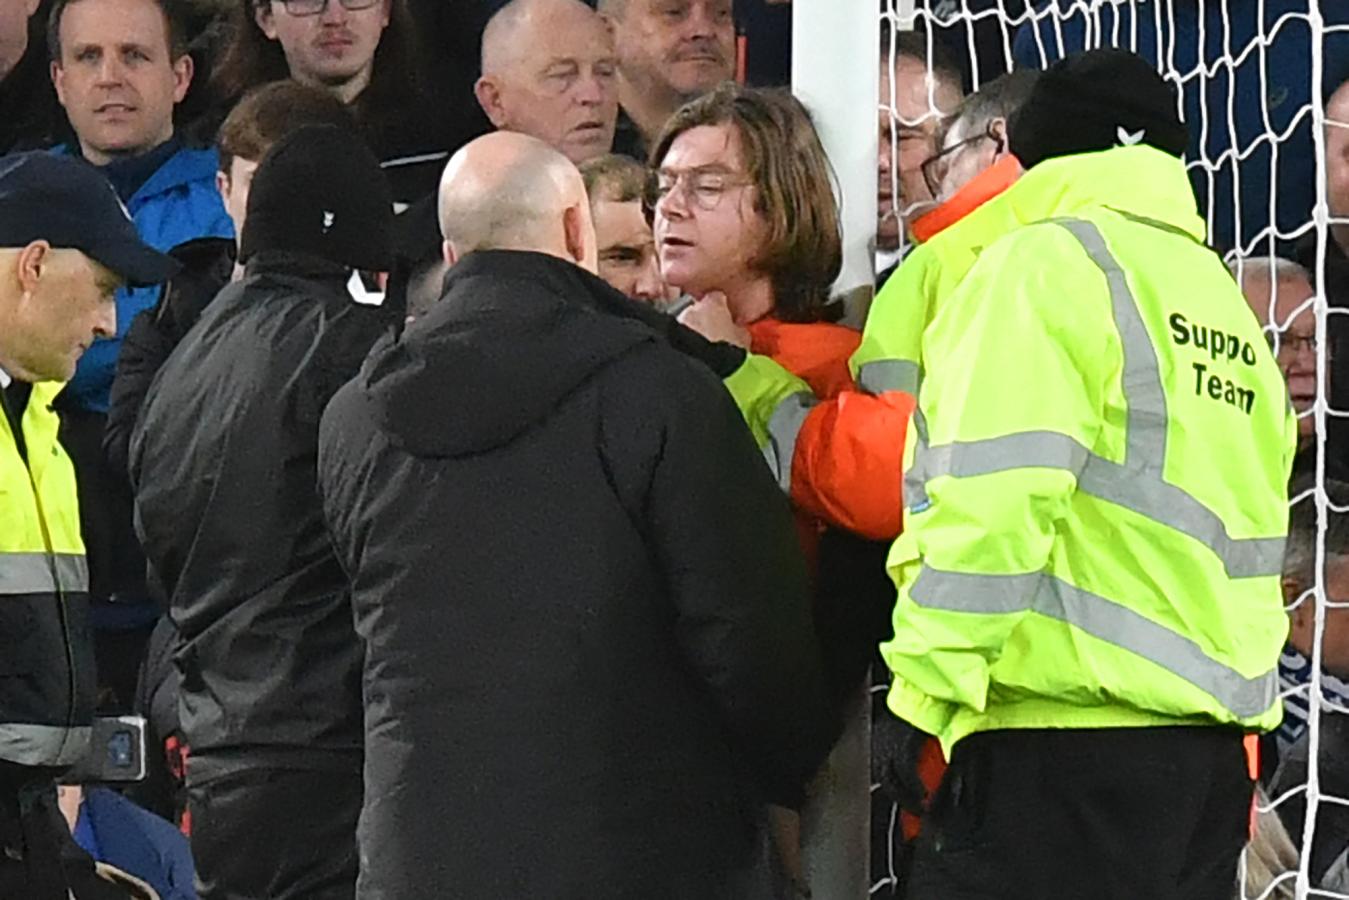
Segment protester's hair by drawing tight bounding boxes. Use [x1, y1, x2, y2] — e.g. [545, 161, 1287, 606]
[1228, 255, 1315, 288]
[217, 80, 356, 171]
[1240, 788, 1299, 900]
[1285, 478, 1349, 589]
[947, 68, 1041, 143]
[580, 154, 646, 206]
[650, 83, 843, 323]
[883, 26, 963, 95]
[48, 0, 189, 61]
[210, 0, 420, 117]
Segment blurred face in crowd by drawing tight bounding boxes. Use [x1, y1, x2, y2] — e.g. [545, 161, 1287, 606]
[1240, 266, 1320, 441]
[591, 194, 669, 303]
[0, 244, 119, 383]
[932, 113, 1007, 203]
[1286, 555, 1349, 679]
[217, 156, 260, 242]
[51, 0, 193, 166]
[878, 54, 960, 250]
[653, 122, 768, 311]
[1328, 82, 1349, 245]
[0, 0, 40, 82]
[255, 0, 392, 101]
[476, 1, 620, 165]
[608, 0, 735, 103]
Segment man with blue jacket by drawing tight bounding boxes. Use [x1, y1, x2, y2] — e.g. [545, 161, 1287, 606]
[48, 0, 232, 696]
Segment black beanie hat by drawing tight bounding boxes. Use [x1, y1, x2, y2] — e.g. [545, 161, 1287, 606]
[1007, 48, 1190, 170]
[239, 124, 395, 272]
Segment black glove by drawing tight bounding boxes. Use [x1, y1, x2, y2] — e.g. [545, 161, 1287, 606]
[871, 712, 933, 816]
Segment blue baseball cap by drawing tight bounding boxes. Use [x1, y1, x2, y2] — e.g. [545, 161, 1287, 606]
[0, 152, 178, 287]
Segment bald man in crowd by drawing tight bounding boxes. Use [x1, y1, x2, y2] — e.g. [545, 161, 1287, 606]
[474, 0, 620, 164]
[317, 131, 835, 898]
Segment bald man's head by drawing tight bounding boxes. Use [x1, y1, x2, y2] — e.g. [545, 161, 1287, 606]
[438, 132, 598, 274]
[476, 0, 619, 165]
[1329, 78, 1349, 223]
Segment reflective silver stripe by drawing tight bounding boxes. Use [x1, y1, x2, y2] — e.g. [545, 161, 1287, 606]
[909, 567, 1278, 719]
[915, 431, 1283, 577]
[857, 359, 921, 396]
[1077, 455, 1285, 578]
[0, 552, 88, 595]
[763, 392, 815, 492]
[919, 430, 1090, 482]
[908, 217, 1283, 577]
[0, 722, 92, 767]
[1055, 218, 1168, 469]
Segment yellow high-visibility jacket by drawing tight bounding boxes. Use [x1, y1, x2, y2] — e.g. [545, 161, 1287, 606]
[0, 378, 94, 766]
[883, 146, 1297, 757]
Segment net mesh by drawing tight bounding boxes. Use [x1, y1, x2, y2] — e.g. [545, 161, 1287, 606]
[875, 2, 1349, 898]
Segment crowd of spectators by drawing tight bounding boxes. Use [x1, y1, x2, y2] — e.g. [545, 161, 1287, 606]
[2, 0, 1349, 897]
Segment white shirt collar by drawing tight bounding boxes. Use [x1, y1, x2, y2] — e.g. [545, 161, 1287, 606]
[0, 365, 10, 389]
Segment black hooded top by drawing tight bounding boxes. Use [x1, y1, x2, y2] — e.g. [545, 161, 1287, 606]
[130, 251, 396, 769]
[318, 250, 836, 899]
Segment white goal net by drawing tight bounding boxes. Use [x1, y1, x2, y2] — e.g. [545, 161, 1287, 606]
[874, 2, 1349, 898]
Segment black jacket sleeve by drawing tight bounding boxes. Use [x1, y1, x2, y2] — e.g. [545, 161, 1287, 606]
[104, 306, 175, 486]
[610, 352, 837, 808]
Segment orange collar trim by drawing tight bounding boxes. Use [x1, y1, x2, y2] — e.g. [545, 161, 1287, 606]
[910, 155, 1022, 244]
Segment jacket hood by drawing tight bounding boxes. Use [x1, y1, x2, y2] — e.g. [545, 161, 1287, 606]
[1001, 143, 1206, 241]
[361, 250, 658, 458]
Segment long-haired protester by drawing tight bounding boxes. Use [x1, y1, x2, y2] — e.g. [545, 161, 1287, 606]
[653, 82, 901, 895]
[654, 83, 853, 402]
[209, 0, 483, 202]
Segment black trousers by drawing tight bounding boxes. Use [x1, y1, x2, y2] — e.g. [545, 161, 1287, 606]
[188, 761, 361, 900]
[905, 727, 1252, 900]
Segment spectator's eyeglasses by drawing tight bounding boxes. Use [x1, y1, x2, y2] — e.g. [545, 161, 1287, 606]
[273, 0, 381, 16]
[1268, 332, 1322, 358]
[920, 122, 1004, 200]
[643, 167, 752, 217]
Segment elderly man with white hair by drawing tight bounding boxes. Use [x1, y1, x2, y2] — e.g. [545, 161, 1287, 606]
[475, 0, 620, 164]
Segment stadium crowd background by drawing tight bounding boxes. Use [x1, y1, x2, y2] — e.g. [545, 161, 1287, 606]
[4, 0, 1349, 897]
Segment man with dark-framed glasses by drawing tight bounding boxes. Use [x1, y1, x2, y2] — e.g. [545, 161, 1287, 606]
[918, 68, 1040, 206]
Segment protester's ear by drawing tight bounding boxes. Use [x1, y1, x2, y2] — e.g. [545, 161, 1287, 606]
[442, 240, 460, 268]
[473, 77, 508, 128]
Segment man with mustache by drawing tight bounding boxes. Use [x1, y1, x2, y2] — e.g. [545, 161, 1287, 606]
[475, 0, 619, 165]
[598, 0, 735, 161]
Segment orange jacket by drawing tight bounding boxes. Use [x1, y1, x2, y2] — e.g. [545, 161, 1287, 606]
[747, 318, 860, 401]
[724, 158, 1023, 542]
